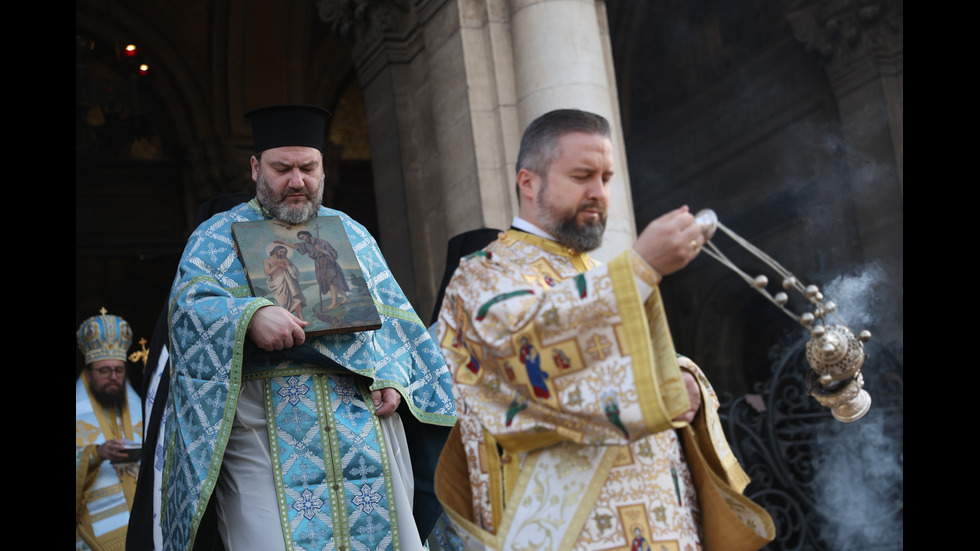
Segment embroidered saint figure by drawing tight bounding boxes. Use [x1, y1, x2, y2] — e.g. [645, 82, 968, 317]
[671, 464, 682, 505]
[519, 337, 550, 398]
[575, 273, 587, 298]
[503, 361, 516, 381]
[631, 526, 650, 551]
[505, 395, 528, 426]
[604, 394, 629, 439]
[552, 348, 571, 370]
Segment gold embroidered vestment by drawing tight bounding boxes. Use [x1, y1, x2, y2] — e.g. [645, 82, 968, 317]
[435, 230, 774, 550]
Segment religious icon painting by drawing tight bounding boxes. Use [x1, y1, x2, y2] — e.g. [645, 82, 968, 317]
[232, 216, 382, 336]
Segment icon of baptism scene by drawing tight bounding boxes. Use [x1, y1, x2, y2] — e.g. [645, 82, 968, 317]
[232, 216, 382, 336]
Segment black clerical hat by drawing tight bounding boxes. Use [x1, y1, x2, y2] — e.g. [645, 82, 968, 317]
[245, 104, 331, 153]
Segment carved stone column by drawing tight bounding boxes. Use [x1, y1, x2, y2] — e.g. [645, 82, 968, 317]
[318, 0, 637, 315]
[319, 0, 437, 311]
[787, 0, 903, 292]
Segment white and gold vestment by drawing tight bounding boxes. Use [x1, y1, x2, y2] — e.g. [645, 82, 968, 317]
[75, 377, 142, 551]
[435, 229, 773, 551]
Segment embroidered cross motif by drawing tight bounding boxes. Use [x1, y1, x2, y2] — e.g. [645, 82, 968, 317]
[292, 488, 325, 520]
[204, 390, 224, 417]
[350, 456, 378, 484]
[586, 333, 613, 361]
[291, 460, 320, 489]
[202, 242, 226, 263]
[201, 301, 223, 320]
[283, 407, 310, 430]
[215, 334, 235, 358]
[174, 318, 194, 349]
[278, 377, 310, 405]
[351, 484, 383, 514]
[76, 421, 101, 445]
[357, 515, 387, 547]
[189, 357, 210, 379]
[334, 383, 357, 405]
[298, 523, 329, 551]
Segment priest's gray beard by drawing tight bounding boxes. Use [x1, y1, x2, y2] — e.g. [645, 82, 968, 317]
[256, 172, 325, 224]
[536, 181, 606, 252]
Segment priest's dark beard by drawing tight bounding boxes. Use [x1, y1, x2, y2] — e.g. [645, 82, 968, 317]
[256, 172, 325, 224]
[92, 385, 126, 410]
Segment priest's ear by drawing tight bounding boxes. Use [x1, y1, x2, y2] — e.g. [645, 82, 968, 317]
[516, 168, 541, 207]
[250, 155, 261, 182]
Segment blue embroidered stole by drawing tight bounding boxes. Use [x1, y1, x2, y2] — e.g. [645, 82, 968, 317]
[249, 364, 399, 550]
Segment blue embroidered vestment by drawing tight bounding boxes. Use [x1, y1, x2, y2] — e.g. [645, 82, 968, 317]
[161, 200, 456, 550]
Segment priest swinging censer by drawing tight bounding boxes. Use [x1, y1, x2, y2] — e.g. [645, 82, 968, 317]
[693, 209, 872, 422]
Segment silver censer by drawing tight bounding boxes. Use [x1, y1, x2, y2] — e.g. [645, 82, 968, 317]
[694, 209, 872, 422]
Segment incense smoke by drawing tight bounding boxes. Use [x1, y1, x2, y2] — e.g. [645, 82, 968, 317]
[808, 265, 903, 550]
